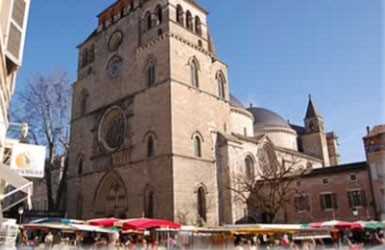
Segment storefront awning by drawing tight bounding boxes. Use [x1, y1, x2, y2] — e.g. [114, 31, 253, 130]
[0, 163, 33, 212]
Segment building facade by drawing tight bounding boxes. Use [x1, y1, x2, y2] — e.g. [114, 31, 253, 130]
[0, 0, 31, 222]
[285, 162, 376, 223]
[363, 125, 385, 220]
[67, 0, 344, 226]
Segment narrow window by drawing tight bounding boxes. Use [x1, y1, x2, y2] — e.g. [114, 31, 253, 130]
[198, 40, 202, 47]
[245, 157, 254, 178]
[186, 11, 193, 30]
[146, 11, 152, 30]
[320, 193, 338, 210]
[197, 187, 207, 222]
[176, 5, 183, 25]
[190, 60, 199, 88]
[147, 62, 155, 86]
[194, 136, 201, 157]
[195, 16, 201, 35]
[147, 136, 154, 157]
[217, 73, 226, 99]
[144, 186, 154, 218]
[158, 29, 163, 36]
[156, 5, 162, 24]
[78, 158, 83, 175]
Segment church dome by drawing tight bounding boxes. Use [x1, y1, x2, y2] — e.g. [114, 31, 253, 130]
[247, 107, 289, 128]
[230, 94, 245, 109]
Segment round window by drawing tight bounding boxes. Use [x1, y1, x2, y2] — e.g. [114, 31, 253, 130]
[108, 30, 123, 51]
[111, 63, 120, 79]
[99, 107, 126, 151]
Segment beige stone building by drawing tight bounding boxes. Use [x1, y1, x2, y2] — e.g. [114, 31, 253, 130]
[0, 0, 31, 221]
[67, 0, 340, 226]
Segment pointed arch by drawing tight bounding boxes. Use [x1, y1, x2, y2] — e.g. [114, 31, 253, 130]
[94, 171, 128, 214]
[176, 5, 184, 25]
[193, 136, 202, 157]
[216, 71, 226, 99]
[186, 11, 193, 30]
[145, 11, 152, 30]
[244, 155, 254, 179]
[155, 4, 162, 24]
[195, 16, 202, 35]
[188, 57, 200, 88]
[195, 184, 207, 222]
[143, 184, 155, 218]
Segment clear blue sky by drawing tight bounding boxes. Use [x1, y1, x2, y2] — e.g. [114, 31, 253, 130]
[15, 0, 384, 163]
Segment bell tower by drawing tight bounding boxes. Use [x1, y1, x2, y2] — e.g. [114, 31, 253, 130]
[301, 95, 330, 166]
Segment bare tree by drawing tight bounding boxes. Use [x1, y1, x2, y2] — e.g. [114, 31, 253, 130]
[230, 143, 309, 223]
[10, 70, 72, 212]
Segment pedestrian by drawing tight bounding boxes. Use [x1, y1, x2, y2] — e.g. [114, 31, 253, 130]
[44, 231, 54, 250]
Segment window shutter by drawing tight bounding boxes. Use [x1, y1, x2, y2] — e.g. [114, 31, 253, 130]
[319, 195, 325, 211]
[347, 192, 353, 208]
[361, 190, 367, 207]
[332, 193, 338, 209]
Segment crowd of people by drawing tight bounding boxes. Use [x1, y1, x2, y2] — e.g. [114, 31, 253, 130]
[14, 227, 385, 249]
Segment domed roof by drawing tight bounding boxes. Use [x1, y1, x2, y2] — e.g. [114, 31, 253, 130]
[246, 107, 290, 128]
[230, 94, 245, 109]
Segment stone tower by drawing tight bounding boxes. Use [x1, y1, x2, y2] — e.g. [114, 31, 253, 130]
[363, 125, 385, 220]
[67, 0, 231, 226]
[301, 96, 330, 166]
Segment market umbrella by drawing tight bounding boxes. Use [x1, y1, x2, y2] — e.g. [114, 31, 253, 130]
[114, 218, 181, 230]
[308, 220, 361, 229]
[87, 218, 120, 228]
[353, 221, 385, 230]
[29, 218, 83, 224]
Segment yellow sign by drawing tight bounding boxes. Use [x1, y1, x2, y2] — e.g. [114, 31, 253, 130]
[10, 144, 46, 178]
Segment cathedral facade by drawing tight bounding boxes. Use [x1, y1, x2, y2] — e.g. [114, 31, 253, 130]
[67, 0, 339, 226]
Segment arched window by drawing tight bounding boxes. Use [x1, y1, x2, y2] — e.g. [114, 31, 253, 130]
[245, 156, 254, 178]
[186, 11, 193, 30]
[147, 136, 154, 157]
[145, 11, 152, 30]
[158, 29, 163, 36]
[217, 73, 226, 99]
[194, 136, 201, 157]
[176, 5, 184, 25]
[80, 89, 89, 116]
[144, 185, 154, 218]
[82, 49, 88, 67]
[197, 187, 207, 222]
[147, 61, 155, 86]
[155, 5, 162, 24]
[195, 16, 201, 35]
[190, 59, 199, 88]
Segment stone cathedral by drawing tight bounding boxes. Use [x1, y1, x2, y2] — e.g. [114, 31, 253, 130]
[67, 0, 339, 226]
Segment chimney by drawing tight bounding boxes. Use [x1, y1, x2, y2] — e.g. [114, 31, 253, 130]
[366, 126, 370, 135]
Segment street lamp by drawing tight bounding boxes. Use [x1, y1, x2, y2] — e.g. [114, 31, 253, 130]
[17, 206, 24, 225]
